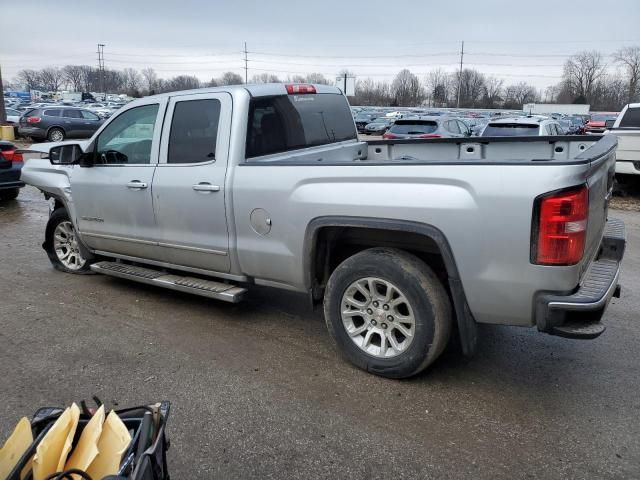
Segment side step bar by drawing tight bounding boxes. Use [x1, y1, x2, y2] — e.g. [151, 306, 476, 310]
[91, 261, 247, 303]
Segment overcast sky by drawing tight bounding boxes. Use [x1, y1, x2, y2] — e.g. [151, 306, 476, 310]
[2, 0, 639, 91]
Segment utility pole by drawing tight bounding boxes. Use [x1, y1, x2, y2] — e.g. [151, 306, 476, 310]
[243, 42, 248, 84]
[97, 43, 106, 100]
[0, 65, 6, 124]
[456, 40, 464, 108]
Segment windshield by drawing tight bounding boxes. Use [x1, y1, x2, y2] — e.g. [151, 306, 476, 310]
[389, 121, 437, 134]
[482, 123, 539, 136]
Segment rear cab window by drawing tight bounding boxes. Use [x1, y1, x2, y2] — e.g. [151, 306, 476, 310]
[619, 108, 640, 128]
[482, 123, 539, 136]
[246, 93, 356, 159]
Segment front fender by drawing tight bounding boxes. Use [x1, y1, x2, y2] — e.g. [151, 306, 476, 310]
[20, 158, 77, 224]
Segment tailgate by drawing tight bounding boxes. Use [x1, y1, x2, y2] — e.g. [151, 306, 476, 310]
[580, 135, 617, 274]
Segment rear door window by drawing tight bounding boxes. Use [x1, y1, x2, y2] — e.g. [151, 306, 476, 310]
[63, 109, 82, 119]
[389, 121, 438, 135]
[80, 110, 100, 120]
[482, 124, 539, 136]
[43, 109, 61, 117]
[619, 108, 640, 128]
[246, 93, 356, 158]
[168, 99, 220, 164]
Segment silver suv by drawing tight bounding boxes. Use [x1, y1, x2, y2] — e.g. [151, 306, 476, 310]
[481, 116, 564, 136]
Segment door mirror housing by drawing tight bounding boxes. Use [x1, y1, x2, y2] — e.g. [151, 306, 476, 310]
[49, 144, 84, 165]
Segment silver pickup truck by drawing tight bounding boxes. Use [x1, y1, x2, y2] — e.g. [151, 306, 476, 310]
[21, 83, 626, 378]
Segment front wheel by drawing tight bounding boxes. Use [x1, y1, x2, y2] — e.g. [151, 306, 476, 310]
[44, 209, 94, 273]
[324, 248, 452, 379]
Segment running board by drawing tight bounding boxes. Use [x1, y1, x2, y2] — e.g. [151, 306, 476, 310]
[90, 261, 247, 303]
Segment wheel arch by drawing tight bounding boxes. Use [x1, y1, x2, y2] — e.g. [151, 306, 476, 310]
[303, 216, 478, 356]
[46, 125, 66, 138]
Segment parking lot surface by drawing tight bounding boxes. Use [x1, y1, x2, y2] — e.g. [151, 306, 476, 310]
[1, 186, 639, 479]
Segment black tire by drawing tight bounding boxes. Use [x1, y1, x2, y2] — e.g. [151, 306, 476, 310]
[44, 208, 95, 274]
[324, 248, 452, 379]
[47, 127, 65, 142]
[0, 188, 20, 201]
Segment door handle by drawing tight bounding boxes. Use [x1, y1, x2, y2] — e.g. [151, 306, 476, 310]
[127, 181, 148, 189]
[192, 183, 220, 192]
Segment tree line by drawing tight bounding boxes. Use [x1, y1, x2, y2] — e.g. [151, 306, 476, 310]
[7, 46, 639, 111]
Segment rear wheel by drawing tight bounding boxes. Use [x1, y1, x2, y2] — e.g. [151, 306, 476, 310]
[44, 209, 94, 273]
[0, 188, 20, 201]
[324, 248, 452, 378]
[47, 127, 65, 142]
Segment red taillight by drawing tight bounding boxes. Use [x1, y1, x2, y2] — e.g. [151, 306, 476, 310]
[534, 185, 589, 265]
[418, 134, 441, 139]
[27, 116, 41, 124]
[3, 150, 22, 162]
[285, 84, 316, 94]
[382, 132, 397, 139]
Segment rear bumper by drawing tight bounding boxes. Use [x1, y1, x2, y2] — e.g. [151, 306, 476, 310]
[18, 126, 46, 138]
[535, 218, 625, 339]
[0, 181, 25, 190]
[616, 160, 640, 175]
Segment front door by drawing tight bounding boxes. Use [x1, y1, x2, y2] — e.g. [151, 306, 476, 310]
[72, 101, 166, 260]
[152, 92, 232, 272]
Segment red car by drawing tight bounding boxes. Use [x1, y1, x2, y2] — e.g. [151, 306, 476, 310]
[584, 112, 618, 134]
[0, 140, 24, 162]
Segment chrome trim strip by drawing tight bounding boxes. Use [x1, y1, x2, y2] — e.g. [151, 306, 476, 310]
[82, 232, 157, 245]
[157, 242, 227, 256]
[91, 250, 247, 282]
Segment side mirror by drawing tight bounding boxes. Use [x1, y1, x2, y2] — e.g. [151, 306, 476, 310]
[49, 144, 84, 165]
[605, 119, 615, 129]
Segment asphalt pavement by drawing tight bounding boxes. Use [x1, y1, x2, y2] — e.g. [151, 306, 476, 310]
[1, 186, 639, 479]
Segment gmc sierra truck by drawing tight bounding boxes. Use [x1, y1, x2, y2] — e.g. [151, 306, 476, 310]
[21, 83, 625, 378]
[605, 103, 640, 179]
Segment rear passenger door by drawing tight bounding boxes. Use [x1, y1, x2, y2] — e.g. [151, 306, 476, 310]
[152, 92, 232, 273]
[61, 109, 83, 138]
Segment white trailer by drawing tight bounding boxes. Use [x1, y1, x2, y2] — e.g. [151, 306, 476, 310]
[523, 103, 590, 115]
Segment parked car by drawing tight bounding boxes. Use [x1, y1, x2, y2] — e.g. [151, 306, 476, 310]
[0, 143, 24, 201]
[585, 113, 618, 134]
[22, 83, 624, 379]
[354, 113, 381, 133]
[0, 140, 24, 162]
[19, 106, 104, 142]
[363, 117, 395, 135]
[480, 117, 563, 136]
[604, 103, 640, 178]
[383, 117, 471, 139]
[5, 108, 21, 124]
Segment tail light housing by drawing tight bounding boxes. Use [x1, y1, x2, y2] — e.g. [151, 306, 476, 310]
[285, 84, 316, 94]
[2, 150, 23, 162]
[418, 134, 441, 139]
[27, 116, 41, 124]
[532, 185, 589, 265]
[382, 132, 397, 139]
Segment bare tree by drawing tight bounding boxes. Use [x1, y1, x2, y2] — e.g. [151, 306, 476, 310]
[482, 76, 503, 108]
[305, 72, 330, 85]
[17, 69, 42, 91]
[503, 82, 538, 109]
[355, 78, 393, 106]
[122, 68, 142, 96]
[563, 50, 606, 102]
[62, 65, 85, 92]
[391, 69, 424, 107]
[217, 72, 244, 86]
[613, 46, 640, 104]
[141, 68, 158, 93]
[251, 73, 280, 83]
[426, 68, 450, 107]
[39, 67, 64, 92]
[161, 75, 201, 92]
[452, 69, 486, 108]
[79, 66, 94, 92]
